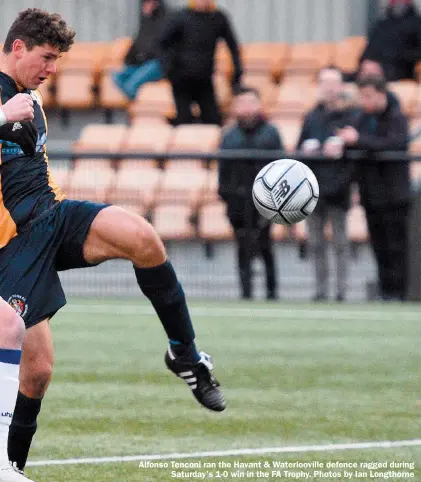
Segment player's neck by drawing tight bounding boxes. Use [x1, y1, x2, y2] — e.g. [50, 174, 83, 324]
[0, 55, 20, 89]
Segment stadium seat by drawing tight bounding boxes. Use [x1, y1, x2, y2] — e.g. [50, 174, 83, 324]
[56, 42, 107, 110]
[98, 69, 130, 110]
[202, 168, 219, 204]
[98, 37, 133, 110]
[290, 220, 307, 242]
[128, 80, 176, 122]
[347, 205, 369, 243]
[388, 81, 420, 118]
[67, 165, 114, 202]
[215, 41, 234, 78]
[158, 168, 208, 207]
[165, 124, 221, 170]
[152, 203, 196, 241]
[108, 164, 162, 208]
[198, 201, 233, 241]
[241, 42, 289, 81]
[272, 119, 303, 153]
[275, 81, 318, 117]
[73, 124, 128, 153]
[284, 42, 334, 79]
[122, 124, 174, 156]
[333, 36, 366, 75]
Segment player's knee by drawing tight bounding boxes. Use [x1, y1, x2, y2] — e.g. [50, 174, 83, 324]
[0, 303, 25, 348]
[130, 220, 166, 267]
[21, 361, 53, 397]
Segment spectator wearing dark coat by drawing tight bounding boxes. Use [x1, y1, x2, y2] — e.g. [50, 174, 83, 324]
[338, 76, 410, 301]
[113, 0, 169, 100]
[159, 0, 242, 125]
[219, 88, 283, 300]
[360, 0, 421, 81]
[297, 67, 356, 302]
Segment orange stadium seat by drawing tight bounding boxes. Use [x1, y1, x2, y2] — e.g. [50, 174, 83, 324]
[73, 124, 128, 153]
[56, 42, 107, 109]
[240, 73, 278, 113]
[152, 203, 196, 241]
[108, 164, 162, 208]
[166, 124, 221, 170]
[272, 119, 303, 153]
[388, 81, 420, 118]
[284, 42, 334, 79]
[128, 80, 175, 122]
[122, 124, 174, 155]
[198, 201, 233, 241]
[98, 37, 132, 110]
[271, 81, 318, 118]
[202, 168, 219, 204]
[290, 220, 308, 242]
[158, 168, 208, 206]
[333, 36, 366, 74]
[48, 163, 71, 192]
[67, 164, 114, 202]
[241, 42, 289, 81]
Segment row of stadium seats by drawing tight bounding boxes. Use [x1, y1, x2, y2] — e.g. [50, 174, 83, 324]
[1, 37, 372, 112]
[70, 122, 421, 172]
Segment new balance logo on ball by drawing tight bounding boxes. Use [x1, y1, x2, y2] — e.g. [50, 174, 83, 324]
[12, 122, 22, 131]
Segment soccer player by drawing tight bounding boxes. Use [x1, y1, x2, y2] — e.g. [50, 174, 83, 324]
[0, 8, 225, 474]
[0, 95, 36, 481]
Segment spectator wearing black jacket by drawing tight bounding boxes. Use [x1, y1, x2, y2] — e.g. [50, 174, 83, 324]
[159, 0, 242, 125]
[219, 88, 283, 300]
[360, 0, 421, 81]
[297, 67, 356, 302]
[113, 0, 169, 100]
[338, 76, 410, 301]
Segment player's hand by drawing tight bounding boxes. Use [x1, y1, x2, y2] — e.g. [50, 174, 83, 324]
[1, 93, 34, 122]
[0, 121, 38, 154]
[337, 126, 359, 146]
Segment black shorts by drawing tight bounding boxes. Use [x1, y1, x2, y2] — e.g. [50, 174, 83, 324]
[0, 200, 109, 328]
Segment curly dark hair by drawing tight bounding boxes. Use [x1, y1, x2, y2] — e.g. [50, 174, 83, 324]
[3, 8, 75, 54]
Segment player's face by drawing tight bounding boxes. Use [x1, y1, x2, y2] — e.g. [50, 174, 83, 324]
[234, 92, 262, 121]
[15, 42, 60, 90]
[359, 86, 386, 113]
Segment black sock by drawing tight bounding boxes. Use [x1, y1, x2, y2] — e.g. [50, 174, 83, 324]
[134, 260, 199, 361]
[8, 392, 42, 471]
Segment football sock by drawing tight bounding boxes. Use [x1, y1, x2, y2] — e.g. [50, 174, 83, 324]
[134, 260, 200, 362]
[8, 392, 42, 471]
[0, 349, 21, 465]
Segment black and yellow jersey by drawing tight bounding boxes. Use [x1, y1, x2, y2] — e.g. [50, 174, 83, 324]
[0, 72, 65, 249]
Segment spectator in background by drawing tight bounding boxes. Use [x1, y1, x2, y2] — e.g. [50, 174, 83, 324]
[113, 0, 169, 100]
[346, 58, 401, 109]
[218, 88, 283, 300]
[159, 0, 242, 125]
[360, 0, 421, 81]
[297, 67, 355, 302]
[337, 76, 410, 301]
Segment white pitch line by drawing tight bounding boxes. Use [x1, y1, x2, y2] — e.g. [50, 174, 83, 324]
[63, 304, 421, 321]
[27, 439, 421, 467]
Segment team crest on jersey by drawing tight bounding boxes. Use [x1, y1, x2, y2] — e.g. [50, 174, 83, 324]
[8, 295, 28, 317]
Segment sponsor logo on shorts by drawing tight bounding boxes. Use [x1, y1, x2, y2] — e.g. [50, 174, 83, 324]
[8, 295, 28, 318]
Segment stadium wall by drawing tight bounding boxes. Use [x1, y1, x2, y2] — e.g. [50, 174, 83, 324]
[0, 0, 369, 43]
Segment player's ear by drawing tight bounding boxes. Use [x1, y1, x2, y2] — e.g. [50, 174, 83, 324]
[12, 39, 26, 58]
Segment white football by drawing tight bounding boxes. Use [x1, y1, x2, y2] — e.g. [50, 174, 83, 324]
[252, 159, 319, 225]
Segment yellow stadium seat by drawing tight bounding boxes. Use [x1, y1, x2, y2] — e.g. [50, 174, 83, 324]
[73, 124, 128, 153]
[158, 168, 208, 207]
[67, 165, 114, 202]
[122, 124, 174, 154]
[129, 80, 175, 121]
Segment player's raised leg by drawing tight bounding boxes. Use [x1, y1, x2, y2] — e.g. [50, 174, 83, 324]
[0, 299, 34, 481]
[83, 206, 226, 412]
